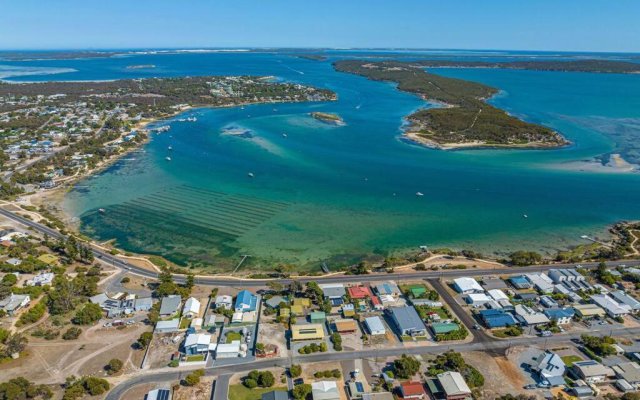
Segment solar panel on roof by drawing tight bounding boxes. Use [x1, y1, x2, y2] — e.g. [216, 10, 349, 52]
[356, 382, 364, 392]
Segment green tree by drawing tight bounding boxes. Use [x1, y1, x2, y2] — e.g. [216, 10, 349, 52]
[290, 364, 302, 378]
[137, 332, 153, 349]
[72, 303, 103, 325]
[258, 371, 275, 388]
[293, 384, 312, 400]
[393, 354, 421, 379]
[106, 358, 123, 375]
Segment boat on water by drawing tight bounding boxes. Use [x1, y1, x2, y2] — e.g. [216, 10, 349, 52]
[177, 118, 186, 122]
[187, 117, 197, 122]
[98, 208, 106, 214]
[282, 133, 288, 137]
[523, 214, 528, 218]
[165, 156, 171, 161]
[168, 146, 173, 150]
[416, 192, 424, 197]
[248, 172, 254, 178]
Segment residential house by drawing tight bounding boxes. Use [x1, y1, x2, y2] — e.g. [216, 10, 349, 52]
[436, 372, 472, 400]
[525, 274, 554, 294]
[347, 381, 367, 400]
[365, 316, 386, 336]
[388, 306, 427, 338]
[182, 297, 201, 318]
[533, 351, 566, 387]
[543, 308, 575, 325]
[573, 303, 606, 319]
[159, 295, 181, 317]
[291, 324, 325, 341]
[374, 281, 401, 297]
[487, 289, 509, 302]
[265, 295, 287, 309]
[479, 309, 518, 328]
[610, 291, 640, 311]
[155, 319, 180, 333]
[362, 393, 394, 400]
[465, 293, 490, 306]
[319, 283, 346, 306]
[540, 296, 559, 308]
[145, 388, 172, 400]
[184, 333, 212, 354]
[452, 278, 483, 294]
[430, 322, 460, 336]
[215, 295, 233, 309]
[509, 276, 531, 289]
[334, 319, 358, 334]
[310, 311, 326, 324]
[514, 305, 550, 326]
[312, 381, 340, 400]
[235, 290, 258, 312]
[399, 382, 427, 399]
[590, 294, 631, 318]
[481, 278, 509, 291]
[262, 391, 289, 400]
[572, 360, 614, 384]
[342, 304, 356, 318]
[348, 285, 373, 299]
[0, 293, 30, 315]
[612, 362, 640, 388]
[216, 341, 241, 358]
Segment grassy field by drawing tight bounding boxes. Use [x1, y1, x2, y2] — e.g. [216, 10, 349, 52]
[561, 355, 583, 367]
[228, 385, 287, 400]
[226, 331, 242, 343]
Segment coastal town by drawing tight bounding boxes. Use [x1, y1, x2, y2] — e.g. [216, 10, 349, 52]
[1, 206, 640, 399]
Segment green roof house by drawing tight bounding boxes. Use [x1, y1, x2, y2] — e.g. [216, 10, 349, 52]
[430, 322, 460, 335]
[309, 311, 326, 324]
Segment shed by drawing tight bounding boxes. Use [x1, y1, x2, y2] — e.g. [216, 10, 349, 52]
[155, 319, 180, 333]
[364, 316, 386, 335]
[309, 311, 326, 324]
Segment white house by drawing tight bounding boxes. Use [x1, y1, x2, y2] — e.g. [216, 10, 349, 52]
[216, 341, 241, 359]
[26, 272, 55, 287]
[515, 304, 550, 326]
[184, 333, 211, 354]
[215, 295, 233, 310]
[487, 289, 509, 302]
[534, 351, 566, 386]
[465, 293, 491, 306]
[182, 297, 201, 318]
[525, 274, 554, 294]
[0, 293, 30, 315]
[590, 294, 631, 318]
[453, 278, 483, 294]
[365, 316, 386, 336]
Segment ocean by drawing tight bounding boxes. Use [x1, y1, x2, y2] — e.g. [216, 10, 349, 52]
[3, 50, 640, 271]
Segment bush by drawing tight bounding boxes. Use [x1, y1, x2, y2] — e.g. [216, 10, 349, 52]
[290, 364, 302, 378]
[106, 358, 123, 375]
[183, 370, 204, 386]
[293, 384, 312, 400]
[62, 327, 82, 340]
[17, 301, 46, 326]
[120, 277, 130, 284]
[72, 303, 103, 325]
[258, 371, 275, 388]
[244, 378, 258, 389]
[137, 331, 153, 349]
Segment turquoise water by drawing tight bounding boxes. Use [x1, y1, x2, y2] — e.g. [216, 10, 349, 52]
[4, 51, 640, 270]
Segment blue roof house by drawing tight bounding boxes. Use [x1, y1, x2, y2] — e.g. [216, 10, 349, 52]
[235, 290, 258, 312]
[479, 309, 518, 328]
[543, 308, 575, 325]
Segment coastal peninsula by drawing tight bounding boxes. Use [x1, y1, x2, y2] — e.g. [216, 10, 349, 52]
[310, 111, 345, 126]
[334, 60, 568, 149]
[0, 76, 336, 196]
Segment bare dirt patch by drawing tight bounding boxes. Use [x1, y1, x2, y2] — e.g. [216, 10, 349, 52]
[174, 376, 214, 400]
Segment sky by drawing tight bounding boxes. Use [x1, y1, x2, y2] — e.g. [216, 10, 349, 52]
[2, 0, 640, 52]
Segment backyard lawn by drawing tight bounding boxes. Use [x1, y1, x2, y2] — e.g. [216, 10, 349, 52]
[229, 385, 287, 400]
[561, 355, 583, 367]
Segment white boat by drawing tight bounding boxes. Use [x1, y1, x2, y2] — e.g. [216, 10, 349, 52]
[168, 146, 173, 150]
[165, 156, 171, 161]
[247, 172, 254, 178]
[416, 192, 424, 197]
[187, 117, 197, 122]
[523, 214, 528, 218]
[98, 208, 106, 214]
[282, 133, 288, 137]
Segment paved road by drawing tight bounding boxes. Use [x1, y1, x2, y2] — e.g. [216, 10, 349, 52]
[105, 326, 640, 400]
[212, 374, 231, 400]
[1, 207, 638, 288]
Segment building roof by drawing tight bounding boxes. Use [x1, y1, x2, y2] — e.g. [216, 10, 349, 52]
[525, 273, 554, 292]
[479, 309, 518, 328]
[235, 290, 258, 311]
[375, 281, 400, 296]
[262, 391, 289, 400]
[573, 303, 606, 316]
[400, 381, 426, 397]
[362, 393, 394, 400]
[184, 333, 211, 348]
[334, 319, 358, 332]
[155, 319, 180, 331]
[453, 277, 483, 293]
[291, 324, 325, 340]
[159, 295, 181, 315]
[610, 291, 640, 310]
[431, 322, 460, 334]
[365, 316, 386, 333]
[535, 351, 566, 379]
[348, 286, 372, 299]
[389, 306, 425, 332]
[0, 293, 29, 312]
[481, 278, 509, 290]
[487, 289, 509, 302]
[613, 362, 640, 383]
[437, 371, 471, 397]
[146, 389, 172, 400]
[265, 295, 287, 309]
[215, 295, 233, 305]
[312, 381, 340, 400]
[573, 360, 613, 378]
[183, 297, 200, 315]
[319, 283, 346, 298]
[544, 308, 575, 320]
[590, 294, 631, 315]
[466, 293, 490, 304]
[515, 304, 550, 325]
[217, 341, 241, 353]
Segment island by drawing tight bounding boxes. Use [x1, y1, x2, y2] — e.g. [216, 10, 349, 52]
[297, 54, 328, 62]
[409, 59, 640, 74]
[334, 60, 568, 149]
[0, 76, 336, 196]
[126, 64, 156, 69]
[310, 111, 345, 126]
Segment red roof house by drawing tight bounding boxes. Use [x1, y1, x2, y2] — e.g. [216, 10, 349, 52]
[400, 382, 427, 399]
[348, 285, 372, 299]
